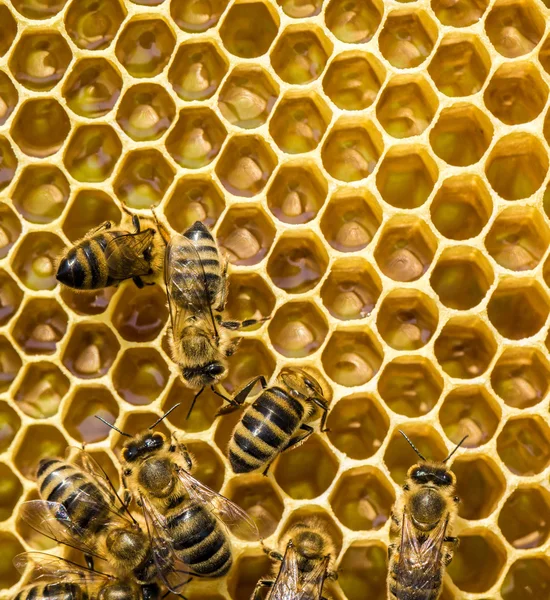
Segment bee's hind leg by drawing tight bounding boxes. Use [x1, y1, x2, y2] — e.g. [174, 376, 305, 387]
[217, 315, 270, 330]
[133, 276, 145, 289]
[252, 580, 274, 600]
[215, 375, 267, 416]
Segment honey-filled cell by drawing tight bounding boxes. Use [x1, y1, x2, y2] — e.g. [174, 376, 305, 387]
[501, 557, 550, 600]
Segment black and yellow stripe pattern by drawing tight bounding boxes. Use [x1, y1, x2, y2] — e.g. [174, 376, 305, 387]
[14, 582, 86, 600]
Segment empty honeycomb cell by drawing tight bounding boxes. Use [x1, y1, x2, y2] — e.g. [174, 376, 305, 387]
[502, 557, 550, 599]
[165, 175, 225, 232]
[0, 270, 22, 327]
[499, 487, 550, 549]
[220, 338, 276, 395]
[62, 322, 120, 379]
[430, 174, 492, 241]
[0, 533, 23, 588]
[65, 0, 126, 50]
[330, 467, 394, 531]
[338, 543, 388, 600]
[485, 133, 548, 201]
[228, 554, 272, 600]
[325, 0, 382, 44]
[0, 141, 16, 191]
[0, 205, 21, 260]
[219, 2, 278, 58]
[541, 35, 550, 75]
[271, 26, 332, 85]
[218, 66, 278, 130]
[0, 72, 18, 127]
[166, 107, 227, 170]
[12, 0, 69, 18]
[268, 301, 328, 358]
[378, 356, 443, 418]
[224, 273, 275, 330]
[0, 463, 22, 521]
[374, 215, 437, 282]
[273, 434, 338, 499]
[0, 401, 21, 452]
[497, 416, 550, 476]
[429, 104, 493, 167]
[439, 386, 501, 449]
[114, 149, 175, 209]
[376, 289, 438, 351]
[9, 31, 72, 92]
[216, 135, 278, 197]
[171, 0, 228, 32]
[0, 6, 17, 57]
[322, 328, 383, 387]
[322, 51, 384, 111]
[115, 18, 176, 78]
[376, 146, 438, 209]
[491, 347, 550, 409]
[62, 387, 119, 443]
[185, 440, 225, 492]
[64, 124, 122, 182]
[447, 532, 506, 593]
[428, 34, 490, 97]
[62, 189, 121, 243]
[13, 165, 69, 225]
[321, 119, 382, 182]
[12, 232, 65, 291]
[267, 231, 328, 293]
[487, 279, 550, 340]
[13, 423, 67, 480]
[270, 94, 331, 156]
[217, 205, 276, 266]
[12, 298, 68, 355]
[484, 0, 545, 59]
[320, 189, 381, 253]
[267, 162, 327, 224]
[278, 0, 321, 17]
[431, 0, 489, 27]
[113, 348, 170, 406]
[430, 246, 494, 310]
[11, 98, 70, 158]
[453, 455, 506, 520]
[14, 362, 70, 419]
[168, 41, 228, 102]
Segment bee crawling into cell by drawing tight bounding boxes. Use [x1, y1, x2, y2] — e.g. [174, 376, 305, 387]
[387, 431, 468, 600]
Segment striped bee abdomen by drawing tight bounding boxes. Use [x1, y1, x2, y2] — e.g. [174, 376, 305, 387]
[15, 583, 85, 600]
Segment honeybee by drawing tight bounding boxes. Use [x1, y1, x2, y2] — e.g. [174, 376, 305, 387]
[223, 367, 330, 475]
[387, 431, 468, 600]
[254, 520, 338, 600]
[56, 210, 167, 290]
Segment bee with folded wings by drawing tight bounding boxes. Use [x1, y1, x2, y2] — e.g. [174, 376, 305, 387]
[388, 431, 467, 600]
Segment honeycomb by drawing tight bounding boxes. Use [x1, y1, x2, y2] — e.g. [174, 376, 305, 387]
[1, 0, 550, 597]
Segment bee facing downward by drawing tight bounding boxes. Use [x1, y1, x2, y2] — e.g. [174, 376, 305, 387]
[388, 431, 467, 600]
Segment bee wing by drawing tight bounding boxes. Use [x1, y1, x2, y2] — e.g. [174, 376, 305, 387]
[298, 555, 330, 600]
[279, 367, 323, 401]
[14, 552, 111, 584]
[176, 466, 259, 541]
[270, 542, 301, 600]
[105, 229, 156, 280]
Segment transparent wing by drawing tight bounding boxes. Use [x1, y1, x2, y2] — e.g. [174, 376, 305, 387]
[105, 230, 156, 279]
[279, 367, 323, 401]
[14, 552, 111, 585]
[270, 542, 301, 600]
[297, 555, 330, 600]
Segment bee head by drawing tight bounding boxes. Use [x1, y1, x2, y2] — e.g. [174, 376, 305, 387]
[141, 585, 160, 600]
[122, 432, 166, 464]
[408, 464, 455, 488]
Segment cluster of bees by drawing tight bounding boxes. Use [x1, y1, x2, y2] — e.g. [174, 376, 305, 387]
[15, 209, 467, 600]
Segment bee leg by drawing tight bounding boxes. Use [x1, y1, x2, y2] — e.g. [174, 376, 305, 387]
[177, 441, 194, 471]
[283, 424, 314, 452]
[218, 316, 270, 330]
[85, 221, 112, 238]
[214, 258, 229, 312]
[309, 396, 331, 432]
[215, 376, 267, 416]
[252, 580, 274, 600]
[327, 570, 338, 581]
[133, 276, 145, 289]
[224, 337, 241, 357]
[186, 387, 205, 420]
[151, 208, 171, 245]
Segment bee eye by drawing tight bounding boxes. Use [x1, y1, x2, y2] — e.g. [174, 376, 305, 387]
[439, 472, 453, 486]
[411, 468, 430, 483]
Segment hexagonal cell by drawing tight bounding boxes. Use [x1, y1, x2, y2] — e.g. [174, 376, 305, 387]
[497, 416, 550, 476]
[217, 206, 276, 266]
[12, 298, 68, 355]
[376, 146, 438, 209]
[13, 165, 69, 224]
[228, 553, 272, 600]
[0, 6, 17, 58]
[339, 543, 388, 600]
[166, 107, 226, 170]
[0, 270, 22, 327]
[10, 31, 72, 91]
[487, 279, 549, 340]
[63, 387, 119, 444]
[10, 0, 68, 18]
[64, 124, 122, 182]
[12, 232, 65, 291]
[63, 58, 122, 119]
[428, 35, 490, 97]
[11, 98, 70, 158]
[271, 26, 331, 85]
[267, 231, 328, 293]
[374, 215, 437, 282]
[325, 0, 383, 44]
[0, 72, 18, 127]
[62, 322, 120, 379]
[0, 205, 21, 260]
[322, 119, 382, 182]
[330, 467, 394, 531]
[434, 316, 497, 379]
[322, 51, 384, 111]
[168, 41, 228, 102]
[164, 378, 221, 434]
[220, 2, 278, 58]
[62, 189, 121, 243]
[65, 0, 126, 50]
[61, 287, 117, 318]
[431, 0, 489, 27]
[112, 285, 169, 343]
[267, 162, 327, 224]
[0, 401, 21, 452]
[165, 176, 225, 232]
[454, 455, 505, 520]
[216, 135, 277, 197]
[114, 149, 175, 209]
[14, 362, 69, 419]
[218, 66, 278, 129]
[115, 18, 175, 77]
[429, 104, 493, 167]
[224, 273, 276, 331]
[485, 0, 544, 58]
[0, 532, 23, 588]
[0, 137, 17, 193]
[273, 435, 338, 499]
[268, 301, 328, 358]
[541, 35, 550, 75]
[502, 557, 550, 599]
[379, 10, 437, 69]
[277, 0, 320, 17]
[13, 423, 67, 480]
[269, 94, 331, 155]
[377, 289, 438, 351]
[447, 532, 506, 593]
[0, 463, 22, 521]
[485, 133, 548, 201]
[221, 338, 276, 396]
[439, 386, 500, 449]
[187, 440, 225, 493]
[430, 174, 492, 241]
[499, 488, 550, 549]
[171, 0, 228, 32]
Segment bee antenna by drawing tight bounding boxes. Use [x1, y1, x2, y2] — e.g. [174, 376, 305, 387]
[95, 416, 132, 438]
[149, 404, 181, 429]
[443, 435, 468, 463]
[399, 430, 427, 461]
